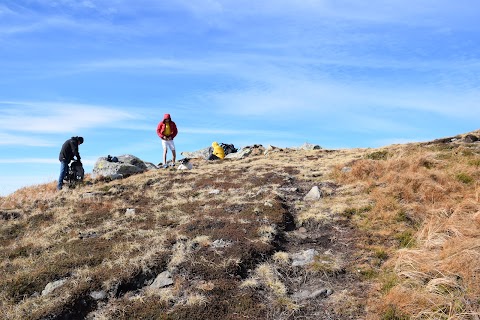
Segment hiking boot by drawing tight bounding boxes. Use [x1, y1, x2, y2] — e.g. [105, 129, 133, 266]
[161, 164, 168, 169]
[170, 163, 175, 167]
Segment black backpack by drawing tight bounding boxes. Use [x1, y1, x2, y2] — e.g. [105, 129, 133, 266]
[220, 143, 237, 156]
[67, 160, 84, 185]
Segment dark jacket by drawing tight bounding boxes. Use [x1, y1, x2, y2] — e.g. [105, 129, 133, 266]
[59, 137, 82, 163]
[156, 114, 178, 140]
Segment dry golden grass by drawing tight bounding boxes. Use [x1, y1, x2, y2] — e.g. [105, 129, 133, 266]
[1, 131, 479, 319]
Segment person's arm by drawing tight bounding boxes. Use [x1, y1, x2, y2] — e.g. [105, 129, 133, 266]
[71, 140, 81, 160]
[157, 122, 165, 139]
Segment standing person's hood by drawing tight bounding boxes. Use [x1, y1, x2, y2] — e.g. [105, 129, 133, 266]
[163, 114, 171, 122]
[212, 142, 219, 147]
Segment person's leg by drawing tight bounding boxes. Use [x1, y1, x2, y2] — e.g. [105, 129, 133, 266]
[163, 148, 168, 165]
[57, 161, 68, 190]
[171, 141, 176, 164]
[161, 140, 168, 166]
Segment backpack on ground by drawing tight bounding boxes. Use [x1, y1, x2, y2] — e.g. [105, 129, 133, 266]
[67, 160, 84, 187]
[220, 143, 237, 156]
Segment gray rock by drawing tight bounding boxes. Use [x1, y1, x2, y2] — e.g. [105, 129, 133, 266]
[211, 239, 232, 248]
[42, 279, 67, 296]
[225, 147, 252, 159]
[150, 271, 174, 289]
[90, 290, 107, 300]
[181, 147, 211, 159]
[304, 186, 321, 201]
[144, 161, 159, 170]
[92, 154, 147, 180]
[292, 288, 333, 301]
[177, 162, 193, 170]
[292, 249, 318, 267]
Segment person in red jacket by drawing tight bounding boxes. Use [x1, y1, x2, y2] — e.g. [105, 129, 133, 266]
[156, 113, 178, 168]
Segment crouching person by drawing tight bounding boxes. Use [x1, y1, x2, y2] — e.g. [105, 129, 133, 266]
[58, 136, 83, 190]
[207, 141, 225, 160]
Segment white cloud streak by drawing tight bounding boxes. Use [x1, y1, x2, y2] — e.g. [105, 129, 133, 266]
[0, 101, 138, 134]
[0, 133, 54, 146]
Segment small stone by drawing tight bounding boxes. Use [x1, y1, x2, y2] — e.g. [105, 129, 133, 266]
[90, 290, 107, 300]
[150, 271, 174, 289]
[304, 186, 321, 201]
[42, 279, 67, 296]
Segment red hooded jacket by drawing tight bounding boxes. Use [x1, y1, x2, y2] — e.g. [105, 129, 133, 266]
[156, 114, 178, 139]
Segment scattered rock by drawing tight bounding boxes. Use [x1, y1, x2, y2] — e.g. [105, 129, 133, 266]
[181, 147, 211, 159]
[150, 271, 174, 289]
[304, 186, 321, 201]
[82, 192, 103, 199]
[292, 249, 318, 267]
[42, 279, 67, 296]
[211, 239, 233, 248]
[292, 287, 333, 301]
[209, 189, 220, 195]
[125, 208, 136, 216]
[79, 231, 99, 239]
[295, 143, 322, 150]
[90, 290, 107, 300]
[225, 147, 253, 159]
[177, 162, 193, 170]
[264, 145, 283, 155]
[144, 161, 159, 170]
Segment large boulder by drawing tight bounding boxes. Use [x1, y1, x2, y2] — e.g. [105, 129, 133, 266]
[92, 154, 151, 179]
[181, 147, 211, 159]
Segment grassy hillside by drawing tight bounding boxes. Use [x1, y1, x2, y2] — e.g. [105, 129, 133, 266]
[1, 131, 479, 320]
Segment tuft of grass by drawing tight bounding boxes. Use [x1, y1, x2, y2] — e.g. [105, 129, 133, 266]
[381, 305, 409, 320]
[395, 230, 416, 248]
[342, 205, 372, 218]
[374, 249, 389, 261]
[468, 158, 480, 167]
[456, 172, 473, 184]
[366, 150, 389, 160]
[380, 272, 398, 294]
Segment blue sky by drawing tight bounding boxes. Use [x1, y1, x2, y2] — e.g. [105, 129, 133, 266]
[1, 0, 479, 196]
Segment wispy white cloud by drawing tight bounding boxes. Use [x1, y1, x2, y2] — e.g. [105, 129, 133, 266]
[0, 133, 54, 146]
[0, 101, 139, 134]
